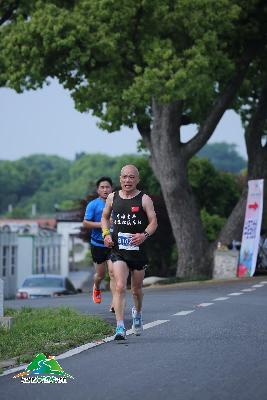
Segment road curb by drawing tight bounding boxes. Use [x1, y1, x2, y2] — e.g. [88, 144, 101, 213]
[143, 276, 263, 290]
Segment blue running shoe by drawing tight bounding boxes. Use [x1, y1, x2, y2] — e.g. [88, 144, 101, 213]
[114, 326, 126, 340]
[132, 307, 143, 336]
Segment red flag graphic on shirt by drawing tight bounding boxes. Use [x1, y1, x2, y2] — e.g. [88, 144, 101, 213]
[131, 206, 139, 212]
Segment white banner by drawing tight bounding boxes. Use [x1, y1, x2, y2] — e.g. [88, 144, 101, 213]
[238, 179, 264, 277]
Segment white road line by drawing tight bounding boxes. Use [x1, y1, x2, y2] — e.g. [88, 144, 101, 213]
[228, 292, 243, 296]
[252, 284, 264, 288]
[197, 303, 214, 307]
[241, 288, 256, 292]
[0, 319, 170, 377]
[260, 281, 267, 284]
[173, 310, 195, 316]
[142, 319, 170, 330]
[213, 297, 229, 301]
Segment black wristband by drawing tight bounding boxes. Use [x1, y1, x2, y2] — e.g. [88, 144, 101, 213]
[144, 231, 150, 239]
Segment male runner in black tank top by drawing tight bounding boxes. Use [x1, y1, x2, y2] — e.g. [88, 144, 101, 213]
[101, 165, 158, 340]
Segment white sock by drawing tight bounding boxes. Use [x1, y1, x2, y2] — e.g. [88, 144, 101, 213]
[133, 309, 142, 318]
[117, 320, 125, 328]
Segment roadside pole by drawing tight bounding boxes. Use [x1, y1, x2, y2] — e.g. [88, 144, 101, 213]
[0, 279, 3, 317]
[0, 279, 13, 329]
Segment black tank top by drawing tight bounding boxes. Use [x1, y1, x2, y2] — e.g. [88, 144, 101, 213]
[112, 191, 148, 260]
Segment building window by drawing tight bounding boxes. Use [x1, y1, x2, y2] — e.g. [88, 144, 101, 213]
[47, 248, 50, 272]
[52, 247, 56, 271]
[41, 247, 45, 273]
[2, 246, 9, 277]
[58, 246, 61, 271]
[11, 246, 17, 275]
[35, 248, 39, 273]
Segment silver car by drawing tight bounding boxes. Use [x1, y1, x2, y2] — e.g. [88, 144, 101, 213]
[16, 274, 78, 299]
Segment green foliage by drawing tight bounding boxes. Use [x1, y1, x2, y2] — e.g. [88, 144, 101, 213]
[188, 157, 241, 217]
[200, 209, 225, 241]
[57, 199, 81, 210]
[197, 142, 247, 173]
[0, 153, 144, 215]
[6, 207, 29, 219]
[0, 154, 71, 216]
[0, 151, 242, 221]
[1, 0, 260, 129]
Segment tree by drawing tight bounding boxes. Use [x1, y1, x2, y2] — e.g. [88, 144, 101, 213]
[197, 142, 247, 173]
[0, 154, 71, 215]
[1, 0, 266, 277]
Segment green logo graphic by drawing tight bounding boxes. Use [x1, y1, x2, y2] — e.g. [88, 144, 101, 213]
[13, 353, 74, 383]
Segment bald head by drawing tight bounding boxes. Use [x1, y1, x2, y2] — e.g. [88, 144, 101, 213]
[120, 164, 140, 194]
[120, 164, 139, 177]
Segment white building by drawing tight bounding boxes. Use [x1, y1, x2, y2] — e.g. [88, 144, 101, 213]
[0, 230, 18, 299]
[0, 221, 61, 299]
[55, 208, 88, 276]
[17, 231, 61, 289]
[0, 212, 89, 298]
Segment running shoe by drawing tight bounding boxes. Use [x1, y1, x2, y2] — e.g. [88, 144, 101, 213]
[114, 326, 126, 340]
[92, 285, 101, 304]
[109, 306, 115, 313]
[132, 307, 143, 336]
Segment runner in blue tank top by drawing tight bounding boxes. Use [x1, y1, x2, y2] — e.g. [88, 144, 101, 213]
[83, 177, 115, 311]
[101, 165, 158, 340]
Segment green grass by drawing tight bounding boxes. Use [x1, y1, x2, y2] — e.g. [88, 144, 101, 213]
[0, 307, 113, 364]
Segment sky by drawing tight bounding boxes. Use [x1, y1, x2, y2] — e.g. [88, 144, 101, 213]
[0, 79, 247, 161]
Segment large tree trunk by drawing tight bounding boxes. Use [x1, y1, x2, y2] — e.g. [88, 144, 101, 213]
[147, 101, 212, 278]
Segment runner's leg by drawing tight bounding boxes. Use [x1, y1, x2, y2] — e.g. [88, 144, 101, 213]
[107, 259, 115, 309]
[112, 261, 129, 322]
[131, 269, 145, 313]
[94, 262, 106, 289]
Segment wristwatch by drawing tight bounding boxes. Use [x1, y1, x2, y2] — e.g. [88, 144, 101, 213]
[143, 231, 150, 239]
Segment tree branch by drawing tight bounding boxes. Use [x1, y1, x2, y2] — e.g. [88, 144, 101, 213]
[137, 117, 152, 151]
[184, 47, 257, 159]
[245, 80, 267, 160]
[151, 98, 184, 146]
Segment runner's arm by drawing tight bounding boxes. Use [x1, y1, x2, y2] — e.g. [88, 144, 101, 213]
[101, 193, 113, 231]
[130, 195, 157, 246]
[142, 194, 158, 236]
[83, 220, 101, 229]
[101, 193, 114, 247]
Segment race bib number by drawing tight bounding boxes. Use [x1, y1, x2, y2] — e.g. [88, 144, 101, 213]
[118, 232, 139, 251]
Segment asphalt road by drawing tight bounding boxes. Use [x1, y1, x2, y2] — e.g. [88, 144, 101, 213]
[1, 276, 267, 400]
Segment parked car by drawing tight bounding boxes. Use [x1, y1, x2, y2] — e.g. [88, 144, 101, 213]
[16, 274, 79, 299]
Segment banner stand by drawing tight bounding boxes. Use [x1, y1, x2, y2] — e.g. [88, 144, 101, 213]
[238, 179, 264, 277]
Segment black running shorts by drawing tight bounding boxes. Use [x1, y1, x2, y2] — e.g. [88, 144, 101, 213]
[91, 245, 111, 264]
[110, 251, 148, 271]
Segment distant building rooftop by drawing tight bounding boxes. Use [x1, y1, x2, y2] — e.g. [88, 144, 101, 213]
[0, 218, 56, 233]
